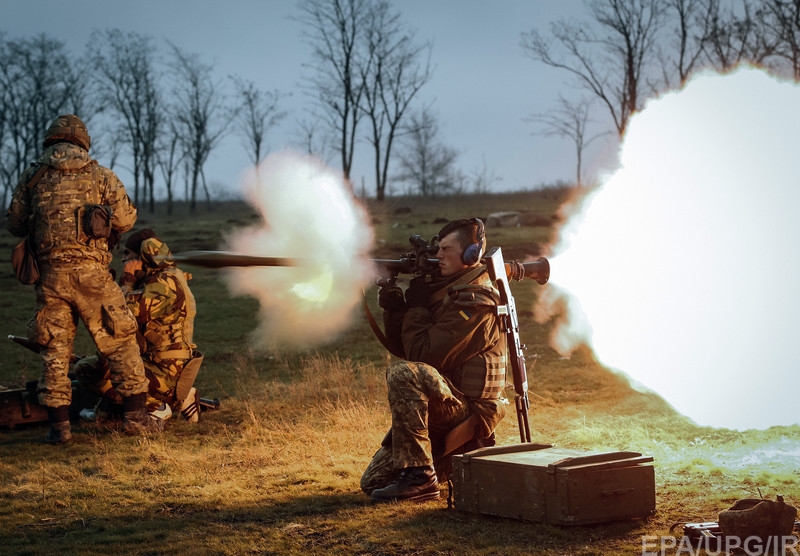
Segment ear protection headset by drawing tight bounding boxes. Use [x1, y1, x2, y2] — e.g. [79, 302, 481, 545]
[462, 218, 485, 265]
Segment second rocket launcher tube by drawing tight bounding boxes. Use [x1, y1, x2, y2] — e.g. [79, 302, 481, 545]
[172, 251, 302, 268]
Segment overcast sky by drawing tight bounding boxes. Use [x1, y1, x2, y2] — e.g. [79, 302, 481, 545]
[4, 0, 615, 196]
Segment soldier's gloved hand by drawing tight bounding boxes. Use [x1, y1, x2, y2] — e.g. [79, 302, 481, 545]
[378, 285, 406, 311]
[405, 278, 430, 308]
[119, 259, 143, 293]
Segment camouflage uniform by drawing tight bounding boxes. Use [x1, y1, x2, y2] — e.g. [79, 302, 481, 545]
[126, 237, 198, 411]
[5, 120, 147, 413]
[76, 237, 200, 413]
[361, 267, 507, 494]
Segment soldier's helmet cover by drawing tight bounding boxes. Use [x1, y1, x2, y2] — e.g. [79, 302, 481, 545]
[42, 114, 91, 151]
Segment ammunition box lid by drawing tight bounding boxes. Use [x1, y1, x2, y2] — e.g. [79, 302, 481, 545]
[455, 443, 653, 472]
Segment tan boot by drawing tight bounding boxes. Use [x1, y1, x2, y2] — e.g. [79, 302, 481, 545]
[179, 387, 200, 423]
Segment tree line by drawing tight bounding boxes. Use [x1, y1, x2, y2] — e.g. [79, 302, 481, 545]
[0, 0, 462, 211]
[0, 29, 285, 213]
[3, 0, 800, 211]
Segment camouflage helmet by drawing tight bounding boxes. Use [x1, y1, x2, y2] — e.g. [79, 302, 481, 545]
[42, 114, 91, 151]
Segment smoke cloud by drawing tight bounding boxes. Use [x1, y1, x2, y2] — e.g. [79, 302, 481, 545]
[223, 150, 374, 348]
[537, 67, 800, 431]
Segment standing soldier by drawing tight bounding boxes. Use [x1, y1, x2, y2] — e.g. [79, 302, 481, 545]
[5, 114, 159, 443]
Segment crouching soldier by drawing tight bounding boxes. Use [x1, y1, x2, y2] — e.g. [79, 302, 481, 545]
[361, 218, 507, 502]
[76, 229, 203, 424]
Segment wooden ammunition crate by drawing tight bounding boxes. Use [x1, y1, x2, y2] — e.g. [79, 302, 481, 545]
[451, 443, 656, 525]
[0, 382, 49, 428]
[0, 381, 99, 428]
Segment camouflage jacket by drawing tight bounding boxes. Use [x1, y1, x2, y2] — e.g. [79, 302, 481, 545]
[127, 238, 197, 361]
[385, 266, 507, 400]
[5, 142, 137, 266]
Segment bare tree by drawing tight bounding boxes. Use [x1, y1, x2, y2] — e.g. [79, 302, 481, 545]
[0, 34, 83, 207]
[231, 77, 286, 168]
[528, 96, 609, 188]
[470, 156, 502, 194]
[756, 0, 800, 79]
[522, 0, 666, 137]
[296, 0, 370, 184]
[156, 118, 183, 215]
[0, 34, 11, 209]
[701, 0, 777, 71]
[91, 29, 162, 211]
[394, 107, 459, 196]
[360, 1, 432, 201]
[294, 116, 333, 162]
[168, 43, 230, 211]
[656, 0, 715, 89]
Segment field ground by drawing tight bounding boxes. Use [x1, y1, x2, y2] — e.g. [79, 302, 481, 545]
[1, 191, 799, 555]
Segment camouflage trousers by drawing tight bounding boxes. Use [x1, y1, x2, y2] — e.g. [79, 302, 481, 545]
[141, 355, 188, 411]
[31, 264, 148, 408]
[75, 353, 188, 411]
[360, 360, 471, 495]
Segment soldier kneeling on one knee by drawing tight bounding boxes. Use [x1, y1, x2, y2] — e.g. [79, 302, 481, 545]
[76, 229, 204, 426]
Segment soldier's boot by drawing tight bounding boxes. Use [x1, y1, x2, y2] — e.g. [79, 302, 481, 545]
[45, 406, 73, 445]
[123, 392, 163, 435]
[180, 387, 200, 423]
[370, 465, 439, 503]
[149, 402, 173, 422]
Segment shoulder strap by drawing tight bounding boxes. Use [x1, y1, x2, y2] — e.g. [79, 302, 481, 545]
[164, 266, 197, 348]
[429, 265, 487, 306]
[25, 164, 49, 190]
[362, 290, 405, 359]
[22, 164, 50, 244]
[92, 160, 100, 204]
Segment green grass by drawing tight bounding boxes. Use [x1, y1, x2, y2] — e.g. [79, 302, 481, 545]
[1, 190, 799, 555]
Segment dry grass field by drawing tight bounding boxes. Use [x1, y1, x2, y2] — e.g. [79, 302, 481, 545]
[1, 190, 799, 555]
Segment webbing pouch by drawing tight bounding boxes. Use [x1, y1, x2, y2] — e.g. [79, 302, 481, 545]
[82, 204, 112, 239]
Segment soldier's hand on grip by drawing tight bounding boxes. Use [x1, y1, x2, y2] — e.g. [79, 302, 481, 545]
[378, 285, 406, 312]
[404, 277, 430, 308]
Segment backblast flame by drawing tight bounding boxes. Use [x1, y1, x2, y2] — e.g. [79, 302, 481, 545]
[535, 66, 800, 431]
